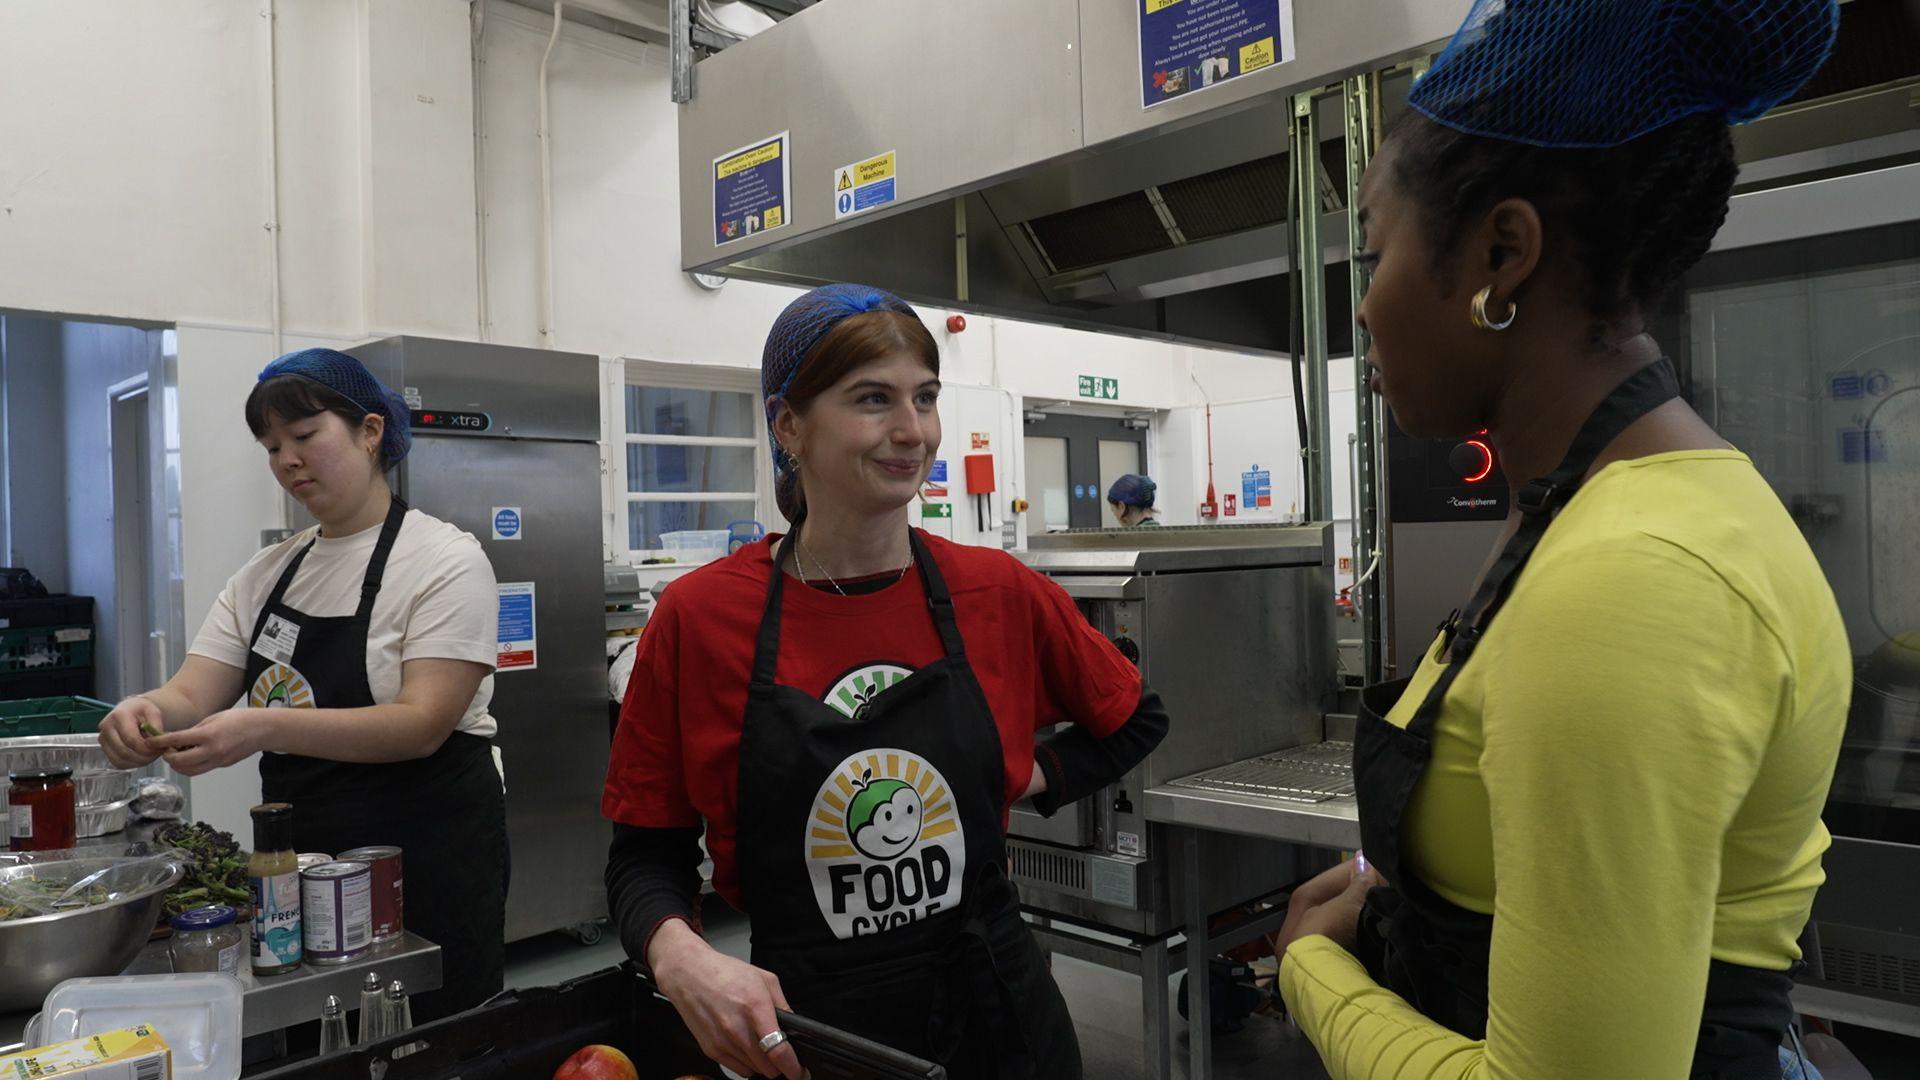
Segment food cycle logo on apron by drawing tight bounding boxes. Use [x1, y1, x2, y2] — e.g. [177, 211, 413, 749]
[806, 748, 966, 940]
[248, 663, 316, 709]
[823, 663, 914, 719]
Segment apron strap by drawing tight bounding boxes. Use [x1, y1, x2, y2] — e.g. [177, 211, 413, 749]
[355, 497, 411, 620]
[907, 529, 968, 664]
[250, 537, 318, 647]
[1407, 358, 1680, 737]
[750, 536, 795, 690]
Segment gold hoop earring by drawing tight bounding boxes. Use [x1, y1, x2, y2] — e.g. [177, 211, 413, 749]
[1471, 286, 1516, 331]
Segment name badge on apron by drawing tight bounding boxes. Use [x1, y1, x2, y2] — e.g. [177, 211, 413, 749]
[254, 613, 302, 666]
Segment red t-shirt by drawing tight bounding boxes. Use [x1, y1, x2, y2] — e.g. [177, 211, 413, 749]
[602, 531, 1141, 911]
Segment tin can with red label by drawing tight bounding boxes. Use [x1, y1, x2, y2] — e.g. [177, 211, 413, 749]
[337, 845, 404, 942]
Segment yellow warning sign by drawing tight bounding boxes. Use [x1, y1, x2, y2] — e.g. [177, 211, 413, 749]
[1239, 36, 1276, 75]
[763, 206, 784, 229]
[853, 151, 895, 186]
[715, 139, 781, 181]
[1145, 0, 1183, 13]
[837, 170, 853, 191]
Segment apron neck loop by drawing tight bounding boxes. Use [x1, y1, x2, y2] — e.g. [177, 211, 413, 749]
[750, 529, 962, 691]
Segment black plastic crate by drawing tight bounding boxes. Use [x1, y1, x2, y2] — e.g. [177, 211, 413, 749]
[254, 964, 946, 1080]
[0, 595, 93, 630]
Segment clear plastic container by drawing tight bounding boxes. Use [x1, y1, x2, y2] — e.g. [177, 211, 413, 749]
[37, 973, 243, 1080]
[659, 530, 731, 564]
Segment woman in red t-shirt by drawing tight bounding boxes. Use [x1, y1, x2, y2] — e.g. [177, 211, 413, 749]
[603, 284, 1168, 1080]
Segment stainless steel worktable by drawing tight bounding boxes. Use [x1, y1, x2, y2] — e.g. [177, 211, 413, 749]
[1143, 783, 1362, 851]
[1145, 744, 1361, 1080]
[0, 933, 440, 1049]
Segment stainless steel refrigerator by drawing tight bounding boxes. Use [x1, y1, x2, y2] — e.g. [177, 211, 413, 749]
[291, 336, 610, 943]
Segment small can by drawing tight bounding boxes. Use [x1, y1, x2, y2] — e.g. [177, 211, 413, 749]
[337, 845, 404, 943]
[300, 861, 373, 965]
[296, 852, 334, 872]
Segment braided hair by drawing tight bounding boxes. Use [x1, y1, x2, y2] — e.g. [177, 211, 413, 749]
[1386, 109, 1739, 326]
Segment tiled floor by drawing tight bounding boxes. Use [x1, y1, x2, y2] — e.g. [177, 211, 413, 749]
[504, 903, 1919, 1079]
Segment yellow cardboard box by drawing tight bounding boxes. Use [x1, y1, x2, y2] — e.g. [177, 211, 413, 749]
[0, 1024, 171, 1080]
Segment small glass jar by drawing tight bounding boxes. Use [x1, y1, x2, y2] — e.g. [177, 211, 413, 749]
[8, 767, 76, 852]
[169, 905, 246, 977]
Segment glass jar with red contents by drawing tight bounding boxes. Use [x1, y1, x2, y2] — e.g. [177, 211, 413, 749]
[8, 767, 77, 852]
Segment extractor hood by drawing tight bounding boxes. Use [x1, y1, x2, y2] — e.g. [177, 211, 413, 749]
[677, 0, 1920, 353]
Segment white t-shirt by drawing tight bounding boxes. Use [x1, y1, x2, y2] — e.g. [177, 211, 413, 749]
[190, 509, 500, 739]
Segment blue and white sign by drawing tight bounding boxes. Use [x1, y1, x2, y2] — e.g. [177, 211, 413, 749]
[1839, 426, 1887, 465]
[1242, 465, 1273, 509]
[491, 506, 522, 541]
[713, 131, 790, 247]
[833, 150, 898, 221]
[1139, 0, 1294, 110]
[1074, 484, 1087, 500]
[1830, 371, 1864, 400]
[928, 459, 949, 483]
[497, 582, 537, 672]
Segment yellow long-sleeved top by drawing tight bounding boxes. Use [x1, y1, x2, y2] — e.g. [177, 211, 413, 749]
[1280, 450, 1851, 1079]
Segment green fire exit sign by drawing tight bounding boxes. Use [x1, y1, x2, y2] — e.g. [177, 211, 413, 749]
[1078, 375, 1120, 400]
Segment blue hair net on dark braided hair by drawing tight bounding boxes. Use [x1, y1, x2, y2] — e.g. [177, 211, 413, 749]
[1107, 474, 1157, 509]
[761, 283, 922, 471]
[258, 348, 413, 465]
[1409, 0, 1838, 149]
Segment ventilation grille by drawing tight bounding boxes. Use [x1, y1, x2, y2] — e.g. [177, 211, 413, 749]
[1024, 191, 1173, 273]
[1820, 943, 1920, 997]
[1157, 155, 1289, 242]
[1009, 844, 1089, 895]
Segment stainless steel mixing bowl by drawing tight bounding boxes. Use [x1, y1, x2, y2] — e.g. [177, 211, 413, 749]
[0, 845, 185, 1013]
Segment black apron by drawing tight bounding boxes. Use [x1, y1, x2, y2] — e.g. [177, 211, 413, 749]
[1352, 358, 1800, 1079]
[735, 530, 1080, 1080]
[242, 497, 508, 1022]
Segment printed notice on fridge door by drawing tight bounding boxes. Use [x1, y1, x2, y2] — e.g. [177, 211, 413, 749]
[497, 582, 537, 672]
[1139, 0, 1293, 110]
[713, 132, 790, 247]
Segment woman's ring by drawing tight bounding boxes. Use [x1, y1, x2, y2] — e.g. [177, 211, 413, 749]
[759, 1030, 788, 1052]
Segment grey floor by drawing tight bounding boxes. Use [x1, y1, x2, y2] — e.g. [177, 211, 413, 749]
[503, 900, 1328, 1080]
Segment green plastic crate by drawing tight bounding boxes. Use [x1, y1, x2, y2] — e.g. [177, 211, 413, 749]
[0, 694, 113, 738]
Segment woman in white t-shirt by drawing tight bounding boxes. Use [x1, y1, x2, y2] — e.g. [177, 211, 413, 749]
[99, 347, 507, 1019]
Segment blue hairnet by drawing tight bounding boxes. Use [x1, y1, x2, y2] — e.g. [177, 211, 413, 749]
[257, 347, 413, 465]
[1409, 0, 1838, 148]
[1108, 474, 1157, 509]
[761, 283, 922, 470]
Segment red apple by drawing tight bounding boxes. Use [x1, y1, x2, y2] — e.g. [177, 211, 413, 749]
[553, 1045, 638, 1080]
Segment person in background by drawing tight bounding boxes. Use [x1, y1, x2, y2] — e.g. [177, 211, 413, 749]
[1271, 1, 1849, 1078]
[1106, 473, 1160, 527]
[98, 348, 507, 1021]
[603, 284, 1169, 1079]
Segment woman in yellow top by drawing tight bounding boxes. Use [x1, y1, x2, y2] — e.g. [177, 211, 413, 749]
[1273, 2, 1851, 1078]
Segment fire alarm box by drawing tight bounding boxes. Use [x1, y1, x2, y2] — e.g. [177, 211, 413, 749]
[963, 454, 996, 494]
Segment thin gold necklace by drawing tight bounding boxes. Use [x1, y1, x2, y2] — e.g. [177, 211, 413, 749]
[797, 529, 914, 596]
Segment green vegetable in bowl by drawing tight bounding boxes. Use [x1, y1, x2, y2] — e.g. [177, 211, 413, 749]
[154, 821, 252, 920]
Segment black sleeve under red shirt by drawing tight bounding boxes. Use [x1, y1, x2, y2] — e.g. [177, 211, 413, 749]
[601, 531, 1165, 966]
